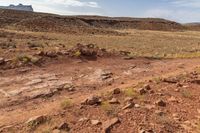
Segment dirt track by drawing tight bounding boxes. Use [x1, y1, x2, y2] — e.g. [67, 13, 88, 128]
[1, 57, 200, 132]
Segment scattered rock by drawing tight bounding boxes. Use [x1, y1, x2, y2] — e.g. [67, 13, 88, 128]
[129, 65, 136, 69]
[113, 88, 121, 94]
[26, 115, 47, 127]
[79, 117, 89, 122]
[91, 120, 101, 125]
[143, 84, 151, 90]
[173, 113, 181, 121]
[145, 105, 156, 110]
[156, 100, 166, 107]
[139, 129, 154, 133]
[122, 102, 134, 110]
[82, 96, 101, 105]
[101, 71, 113, 80]
[137, 84, 151, 95]
[137, 88, 147, 95]
[52, 129, 61, 133]
[197, 109, 200, 114]
[163, 78, 178, 84]
[174, 88, 180, 92]
[176, 83, 183, 87]
[124, 97, 133, 103]
[103, 117, 120, 133]
[134, 104, 140, 108]
[168, 96, 179, 103]
[29, 89, 55, 99]
[17, 68, 31, 73]
[57, 122, 70, 131]
[46, 51, 57, 58]
[26, 79, 43, 86]
[155, 110, 165, 116]
[123, 56, 133, 60]
[63, 84, 75, 92]
[109, 98, 120, 104]
[191, 79, 200, 85]
[0, 57, 5, 65]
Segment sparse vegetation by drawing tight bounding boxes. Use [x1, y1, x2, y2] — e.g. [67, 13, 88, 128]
[60, 98, 73, 109]
[16, 54, 40, 64]
[124, 87, 137, 97]
[101, 101, 117, 116]
[181, 90, 193, 99]
[73, 50, 81, 57]
[27, 41, 44, 48]
[1, 8, 200, 133]
[152, 77, 163, 84]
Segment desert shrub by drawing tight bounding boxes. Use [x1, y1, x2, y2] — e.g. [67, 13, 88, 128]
[181, 90, 193, 99]
[0, 42, 16, 49]
[124, 87, 137, 97]
[101, 101, 117, 116]
[73, 50, 81, 57]
[16, 54, 40, 64]
[152, 77, 162, 84]
[27, 41, 44, 48]
[60, 99, 73, 109]
[17, 54, 32, 64]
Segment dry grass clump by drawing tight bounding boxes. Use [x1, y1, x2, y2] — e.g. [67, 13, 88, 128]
[60, 98, 73, 109]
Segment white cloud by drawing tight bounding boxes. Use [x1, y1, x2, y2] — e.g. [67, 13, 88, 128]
[169, 0, 200, 8]
[0, 0, 101, 15]
[144, 8, 200, 23]
[46, 0, 99, 8]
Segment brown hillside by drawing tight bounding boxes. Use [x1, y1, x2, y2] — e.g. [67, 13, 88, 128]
[0, 9, 185, 34]
[184, 23, 200, 31]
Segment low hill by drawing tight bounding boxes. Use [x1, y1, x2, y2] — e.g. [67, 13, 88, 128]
[184, 23, 200, 31]
[0, 9, 186, 34]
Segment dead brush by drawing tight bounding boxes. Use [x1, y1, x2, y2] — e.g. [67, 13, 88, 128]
[181, 90, 193, 99]
[16, 54, 40, 64]
[27, 41, 44, 49]
[60, 98, 73, 110]
[152, 77, 163, 84]
[101, 101, 118, 117]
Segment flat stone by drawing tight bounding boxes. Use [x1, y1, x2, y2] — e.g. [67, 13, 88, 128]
[0, 57, 5, 65]
[113, 88, 121, 94]
[124, 97, 133, 103]
[57, 122, 70, 131]
[143, 84, 151, 90]
[134, 104, 140, 108]
[197, 109, 200, 114]
[26, 79, 43, 86]
[137, 88, 147, 95]
[26, 115, 47, 127]
[91, 120, 101, 125]
[139, 129, 154, 133]
[109, 98, 119, 104]
[122, 102, 134, 110]
[103, 117, 120, 133]
[82, 96, 101, 105]
[79, 117, 89, 122]
[155, 110, 165, 116]
[52, 129, 61, 133]
[29, 89, 55, 99]
[156, 100, 166, 107]
[168, 96, 179, 103]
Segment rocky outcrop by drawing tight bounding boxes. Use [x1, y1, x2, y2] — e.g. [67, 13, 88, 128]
[0, 4, 33, 12]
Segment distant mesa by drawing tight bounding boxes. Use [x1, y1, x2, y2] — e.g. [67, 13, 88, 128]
[0, 3, 33, 12]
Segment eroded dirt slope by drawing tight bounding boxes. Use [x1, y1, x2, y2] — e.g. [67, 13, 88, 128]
[0, 9, 185, 34]
[0, 56, 200, 133]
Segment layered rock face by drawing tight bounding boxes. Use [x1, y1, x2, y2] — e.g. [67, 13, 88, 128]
[0, 4, 33, 12]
